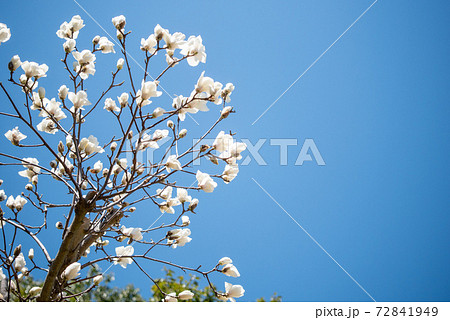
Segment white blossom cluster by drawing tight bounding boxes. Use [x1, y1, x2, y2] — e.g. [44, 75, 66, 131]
[0, 14, 246, 302]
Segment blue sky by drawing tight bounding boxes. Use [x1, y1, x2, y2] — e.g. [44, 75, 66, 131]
[0, 0, 449, 301]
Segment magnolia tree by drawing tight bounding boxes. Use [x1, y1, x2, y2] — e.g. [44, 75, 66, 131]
[0, 15, 246, 302]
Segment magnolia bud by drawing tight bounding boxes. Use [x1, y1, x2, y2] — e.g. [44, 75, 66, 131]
[208, 155, 219, 165]
[179, 129, 187, 139]
[220, 106, 232, 119]
[56, 221, 64, 229]
[13, 245, 22, 257]
[152, 107, 164, 118]
[102, 168, 109, 177]
[25, 184, 33, 191]
[81, 181, 88, 190]
[31, 175, 38, 185]
[167, 120, 174, 129]
[117, 58, 124, 70]
[58, 141, 65, 153]
[93, 275, 103, 286]
[188, 198, 199, 211]
[110, 142, 117, 152]
[0, 179, 3, 186]
[38, 87, 46, 100]
[117, 235, 127, 242]
[127, 130, 133, 140]
[129, 207, 136, 212]
[200, 145, 210, 152]
[28, 248, 34, 260]
[116, 29, 123, 40]
[92, 35, 100, 45]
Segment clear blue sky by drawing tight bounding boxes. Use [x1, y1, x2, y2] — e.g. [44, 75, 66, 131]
[1, 0, 449, 301]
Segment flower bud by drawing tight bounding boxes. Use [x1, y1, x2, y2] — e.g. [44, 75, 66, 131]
[38, 87, 46, 100]
[0, 179, 3, 186]
[92, 35, 100, 45]
[220, 106, 232, 119]
[93, 275, 103, 286]
[81, 181, 88, 190]
[25, 184, 33, 191]
[31, 175, 38, 185]
[167, 120, 174, 129]
[58, 141, 65, 153]
[9, 55, 21, 72]
[110, 142, 117, 152]
[56, 221, 64, 229]
[13, 245, 22, 257]
[179, 129, 187, 139]
[28, 248, 34, 260]
[127, 130, 133, 140]
[188, 198, 198, 211]
[116, 29, 123, 40]
[117, 58, 124, 70]
[102, 168, 109, 177]
[200, 145, 210, 152]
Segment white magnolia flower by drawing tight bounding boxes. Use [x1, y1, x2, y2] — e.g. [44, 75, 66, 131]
[113, 246, 134, 268]
[93, 275, 103, 286]
[164, 293, 178, 302]
[120, 226, 143, 241]
[222, 264, 240, 277]
[29, 286, 42, 297]
[0, 190, 6, 202]
[5, 127, 27, 146]
[18, 157, 40, 181]
[213, 131, 233, 153]
[111, 158, 127, 175]
[57, 15, 84, 39]
[176, 188, 192, 203]
[72, 50, 96, 80]
[163, 31, 186, 50]
[9, 55, 22, 71]
[104, 97, 120, 112]
[152, 107, 165, 118]
[58, 85, 69, 100]
[62, 262, 81, 280]
[79, 135, 104, 155]
[140, 34, 157, 53]
[196, 170, 217, 193]
[224, 282, 245, 302]
[220, 142, 247, 161]
[118, 92, 129, 107]
[218, 257, 232, 265]
[154, 24, 169, 40]
[68, 90, 91, 110]
[89, 160, 103, 174]
[165, 155, 182, 172]
[139, 80, 162, 100]
[21, 61, 49, 79]
[37, 118, 58, 134]
[39, 98, 66, 121]
[181, 215, 190, 226]
[167, 228, 191, 248]
[112, 15, 126, 30]
[153, 129, 169, 141]
[222, 83, 235, 103]
[97, 36, 115, 53]
[63, 39, 76, 53]
[222, 164, 239, 183]
[14, 253, 26, 272]
[178, 290, 194, 300]
[0, 23, 11, 45]
[180, 35, 206, 67]
[137, 133, 159, 150]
